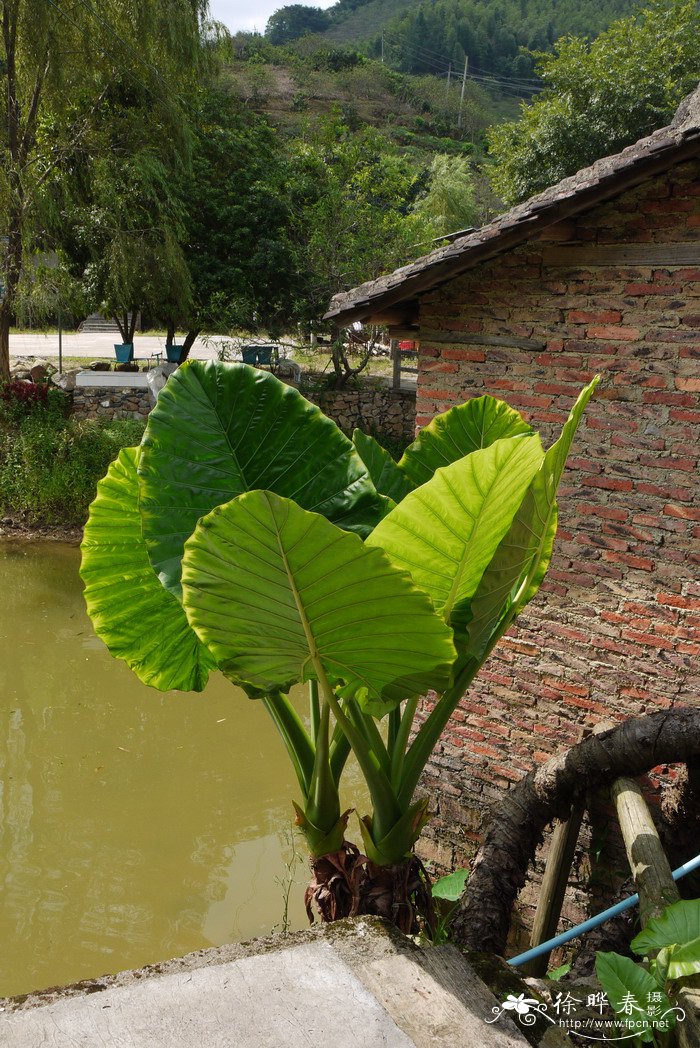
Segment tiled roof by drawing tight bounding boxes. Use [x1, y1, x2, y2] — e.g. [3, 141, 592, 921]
[324, 84, 700, 325]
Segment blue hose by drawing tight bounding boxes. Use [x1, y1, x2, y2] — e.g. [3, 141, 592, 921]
[508, 852, 700, 969]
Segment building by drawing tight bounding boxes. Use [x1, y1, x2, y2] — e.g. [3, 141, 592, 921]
[325, 86, 700, 931]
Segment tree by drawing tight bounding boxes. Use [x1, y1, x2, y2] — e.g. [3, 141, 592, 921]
[265, 5, 331, 46]
[286, 115, 428, 329]
[164, 88, 300, 357]
[80, 360, 597, 934]
[0, 0, 206, 380]
[412, 154, 479, 237]
[487, 0, 700, 205]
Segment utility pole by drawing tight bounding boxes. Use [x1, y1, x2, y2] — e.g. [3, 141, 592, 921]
[381, 33, 384, 64]
[446, 62, 451, 101]
[457, 54, 469, 130]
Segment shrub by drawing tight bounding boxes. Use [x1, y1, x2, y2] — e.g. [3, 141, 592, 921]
[0, 414, 145, 525]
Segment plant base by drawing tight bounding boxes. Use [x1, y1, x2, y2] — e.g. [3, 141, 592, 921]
[306, 847, 436, 937]
[305, 841, 365, 923]
[359, 854, 435, 936]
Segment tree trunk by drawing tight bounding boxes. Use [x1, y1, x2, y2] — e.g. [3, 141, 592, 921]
[181, 330, 199, 362]
[453, 708, 700, 956]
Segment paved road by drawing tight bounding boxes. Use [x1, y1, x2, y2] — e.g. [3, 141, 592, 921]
[10, 332, 228, 360]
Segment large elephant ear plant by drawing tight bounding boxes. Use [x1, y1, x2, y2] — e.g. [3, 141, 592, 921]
[81, 360, 599, 933]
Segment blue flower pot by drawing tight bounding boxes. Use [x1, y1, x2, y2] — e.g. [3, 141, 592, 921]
[114, 343, 134, 363]
[166, 344, 185, 363]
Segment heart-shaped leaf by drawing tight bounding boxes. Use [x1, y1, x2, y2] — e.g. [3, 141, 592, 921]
[464, 377, 599, 662]
[180, 490, 456, 716]
[399, 394, 532, 488]
[596, 952, 675, 1042]
[139, 360, 386, 595]
[367, 434, 544, 641]
[633, 899, 700, 963]
[352, 429, 414, 504]
[80, 447, 215, 692]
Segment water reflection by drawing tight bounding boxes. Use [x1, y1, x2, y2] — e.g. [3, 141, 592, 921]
[0, 542, 363, 997]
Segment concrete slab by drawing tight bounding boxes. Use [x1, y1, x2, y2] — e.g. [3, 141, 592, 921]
[0, 918, 530, 1048]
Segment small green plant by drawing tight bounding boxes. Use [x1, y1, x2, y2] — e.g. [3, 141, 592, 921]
[596, 898, 700, 1045]
[428, 868, 469, 944]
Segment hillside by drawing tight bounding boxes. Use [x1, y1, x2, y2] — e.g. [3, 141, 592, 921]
[223, 45, 515, 158]
[268, 0, 642, 83]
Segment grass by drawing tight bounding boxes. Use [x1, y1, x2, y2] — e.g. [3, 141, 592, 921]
[0, 390, 144, 526]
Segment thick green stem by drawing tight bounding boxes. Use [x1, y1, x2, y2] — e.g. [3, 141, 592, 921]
[314, 664, 402, 842]
[262, 690, 315, 797]
[398, 663, 479, 809]
[306, 700, 340, 832]
[345, 697, 391, 778]
[309, 679, 320, 742]
[388, 706, 401, 752]
[391, 695, 419, 792]
[329, 720, 352, 787]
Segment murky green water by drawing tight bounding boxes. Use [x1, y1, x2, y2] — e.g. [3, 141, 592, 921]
[0, 542, 363, 997]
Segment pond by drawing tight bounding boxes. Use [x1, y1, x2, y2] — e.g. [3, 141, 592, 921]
[0, 542, 363, 998]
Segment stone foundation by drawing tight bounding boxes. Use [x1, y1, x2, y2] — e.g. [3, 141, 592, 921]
[73, 377, 417, 445]
[73, 386, 153, 421]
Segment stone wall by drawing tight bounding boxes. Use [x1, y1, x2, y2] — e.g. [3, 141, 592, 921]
[73, 385, 152, 421]
[412, 158, 700, 942]
[73, 376, 417, 445]
[307, 381, 416, 444]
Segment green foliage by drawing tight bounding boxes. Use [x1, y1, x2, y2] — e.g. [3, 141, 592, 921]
[174, 88, 300, 337]
[343, 0, 637, 80]
[632, 899, 700, 981]
[427, 867, 469, 944]
[80, 447, 215, 692]
[265, 5, 332, 46]
[181, 490, 456, 712]
[0, 413, 144, 525]
[138, 360, 385, 595]
[487, 0, 700, 204]
[286, 115, 431, 318]
[412, 154, 478, 236]
[594, 899, 700, 1046]
[80, 363, 597, 886]
[595, 952, 673, 1045]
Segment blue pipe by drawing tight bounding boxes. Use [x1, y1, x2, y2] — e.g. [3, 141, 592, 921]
[508, 852, 700, 969]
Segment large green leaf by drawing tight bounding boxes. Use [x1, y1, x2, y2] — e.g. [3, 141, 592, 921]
[366, 435, 544, 640]
[138, 361, 385, 595]
[595, 952, 675, 1043]
[352, 429, 414, 504]
[633, 899, 700, 978]
[180, 490, 456, 717]
[80, 447, 215, 692]
[464, 377, 599, 662]
[398, 394, 532, 488]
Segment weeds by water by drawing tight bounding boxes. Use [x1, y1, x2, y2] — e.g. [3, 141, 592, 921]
[273, 825, 304, 937]
[0, 390, 144, 526]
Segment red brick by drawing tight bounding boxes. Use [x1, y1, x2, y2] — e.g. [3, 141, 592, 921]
[568, 309, 621, 324]
[587, 325, 640, 341]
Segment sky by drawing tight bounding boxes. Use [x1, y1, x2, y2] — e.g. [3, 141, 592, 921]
[208, 0, 335, 35]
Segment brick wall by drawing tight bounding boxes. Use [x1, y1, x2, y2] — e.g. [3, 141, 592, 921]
[412, 159, 700, 941]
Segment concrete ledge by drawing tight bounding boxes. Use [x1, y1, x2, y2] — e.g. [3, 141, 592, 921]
[76, 371, 150, 389]
[0, 918, 530, 1047]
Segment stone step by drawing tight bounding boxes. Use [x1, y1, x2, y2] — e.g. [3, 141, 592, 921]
[78, 313, 121, 333]
[0, 918, 534, 1048]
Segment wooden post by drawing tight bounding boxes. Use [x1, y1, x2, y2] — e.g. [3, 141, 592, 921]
[391, 339, 400, 390]
[611, 777, 679, 927]
[521, 805, 585, 977]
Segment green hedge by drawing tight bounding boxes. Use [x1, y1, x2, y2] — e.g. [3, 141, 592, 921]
[0, 394, 145, 525]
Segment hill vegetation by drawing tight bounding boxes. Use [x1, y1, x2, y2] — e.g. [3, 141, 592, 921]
[265, 0, 640, 81]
